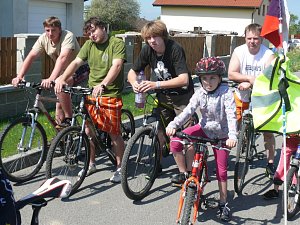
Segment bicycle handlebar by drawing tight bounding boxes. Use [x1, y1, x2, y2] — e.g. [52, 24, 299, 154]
[174, 132, 230, 151]
[17, 80, 42, 89]
[62, 85, 93, 95]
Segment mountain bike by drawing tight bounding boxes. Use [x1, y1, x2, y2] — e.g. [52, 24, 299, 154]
[121, 91, 199, 201]
[233, 100, 263, 195]
[285, 144, 300, 220]
[0, 81, 65, 183]
[45, 86, 135, 196]
[173, 131, 230, 225]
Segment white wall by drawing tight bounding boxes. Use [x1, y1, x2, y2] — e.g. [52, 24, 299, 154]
[160, 5, 267, 36]
[0, 0, 84, 36]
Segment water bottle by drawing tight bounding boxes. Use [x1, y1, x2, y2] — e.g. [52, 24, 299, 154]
[135, 70, 145, 108]
[295, 144, 300, 159]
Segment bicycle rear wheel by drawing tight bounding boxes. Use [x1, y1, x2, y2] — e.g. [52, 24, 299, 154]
[121, 126, 159, 200]
[121, 109, 135, 142]
[234, 121, 252, 194]
[46, 126, 90, 196]
[285, 165, 300, 220]
[0, 117, 47, 182]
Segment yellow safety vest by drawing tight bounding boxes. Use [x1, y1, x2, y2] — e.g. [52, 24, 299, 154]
[252, 55, 300, 134]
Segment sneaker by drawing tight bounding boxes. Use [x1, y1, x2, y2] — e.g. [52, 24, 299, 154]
[78, 164, 96, 177]
[265, 163, 276, 180]
[171, 172, 188, 184]
[216, 202, 231, 222]
[110, 168, 121, 183]
[263, 189, 279, 199]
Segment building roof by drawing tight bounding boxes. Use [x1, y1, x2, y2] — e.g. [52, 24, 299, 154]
[153, 0, 264, 8]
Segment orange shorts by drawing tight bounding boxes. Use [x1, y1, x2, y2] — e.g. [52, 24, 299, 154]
[86, 96, 123, 135]
[234, 93, 250, 122]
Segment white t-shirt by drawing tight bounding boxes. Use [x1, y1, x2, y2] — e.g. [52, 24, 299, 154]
[234, 44, 274, 102]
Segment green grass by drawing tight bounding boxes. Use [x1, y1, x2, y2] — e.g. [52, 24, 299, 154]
[287, 49, 300, 72]
[0, 91, 144, 143]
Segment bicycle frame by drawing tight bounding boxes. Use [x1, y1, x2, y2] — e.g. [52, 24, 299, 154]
[176, 141, 209, 224]
[140, 93, 174, 148]
[64, 87, 115, 160]
[18, 82, 59, 150]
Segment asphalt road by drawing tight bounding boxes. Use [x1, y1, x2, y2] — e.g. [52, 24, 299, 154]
[12, 74, 300, 225]
[11, 132, 300, 225]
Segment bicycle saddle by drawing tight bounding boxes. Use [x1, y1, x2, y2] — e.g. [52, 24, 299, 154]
[16, 177, 72, 210]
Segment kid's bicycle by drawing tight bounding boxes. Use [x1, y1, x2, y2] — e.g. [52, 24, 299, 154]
[45, 85, 135, 196]
[173, 131, 230, 225]
[121, 92, 198, 201]
[0, 81, 66, 183]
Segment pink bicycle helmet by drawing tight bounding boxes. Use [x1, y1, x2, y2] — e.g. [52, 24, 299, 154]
[195, 57, 226, 76]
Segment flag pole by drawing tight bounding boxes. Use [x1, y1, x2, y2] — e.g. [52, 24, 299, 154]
[278, 1, 287, 223]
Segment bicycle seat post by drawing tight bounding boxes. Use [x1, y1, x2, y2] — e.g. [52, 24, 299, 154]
[31, 199, 47, 225]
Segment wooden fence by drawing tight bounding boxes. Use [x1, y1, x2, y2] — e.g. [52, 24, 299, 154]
[0, 35, 245, 85]
[0, 37, 17, 84]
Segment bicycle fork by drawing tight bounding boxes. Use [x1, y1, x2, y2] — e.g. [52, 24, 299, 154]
[176, 156, 208, 224]
[19, 112, 38, 152]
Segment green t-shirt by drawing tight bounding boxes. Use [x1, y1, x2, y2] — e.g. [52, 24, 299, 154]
[77, 36, 126, 97]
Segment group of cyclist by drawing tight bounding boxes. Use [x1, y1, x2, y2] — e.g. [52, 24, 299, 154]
[3, 14, 293, 224]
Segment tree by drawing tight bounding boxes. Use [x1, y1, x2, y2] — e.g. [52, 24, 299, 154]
[84, 0, 140, 31]
[289, 13, 300, 35]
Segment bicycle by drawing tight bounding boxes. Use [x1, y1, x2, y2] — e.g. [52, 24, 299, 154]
[121, 91, 199, 201]
[0, 81, 65, 183]
[173, 131, 230, 225]
[45, 85, 135, 196]
[285, 142, 300, 220]
[232, 86, 263, 195]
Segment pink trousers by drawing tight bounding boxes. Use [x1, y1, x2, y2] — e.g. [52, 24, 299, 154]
[170, 124, 229, 182]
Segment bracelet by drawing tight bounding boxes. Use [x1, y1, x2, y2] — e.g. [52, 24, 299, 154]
[156, 81, 161, 89]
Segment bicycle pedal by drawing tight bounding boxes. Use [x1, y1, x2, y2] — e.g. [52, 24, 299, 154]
[171, 183, 183, 188]
[257, 152, 264, 160]
[205, 200, 218, 209]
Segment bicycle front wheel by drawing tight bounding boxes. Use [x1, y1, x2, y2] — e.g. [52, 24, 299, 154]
[181, 186, 197, 225]
[234, 121, 252, 194]
[0, 117, 47, 182]
[46, 126, 90, 196]
[121, 109, 135, 142]
[285, 165, 300, 220]
[121, 126, 159, 200]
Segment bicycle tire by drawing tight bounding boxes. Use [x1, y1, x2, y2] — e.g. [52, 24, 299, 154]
[121, 109, 135, 142]
[181, 186, 196, 225]
[285, 165, 300, 220]
[98, 109, 135, 166]
[121, 126, 159, 200]
[46, 126, 90, 196]
[0, 117, 47, 182]
[234, 121, 252, 194]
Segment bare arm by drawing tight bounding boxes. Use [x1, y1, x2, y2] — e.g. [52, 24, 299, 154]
[41, 48, 75, 89]
[12, 50, 40, 86]
[92, 58, 124, 97]
[228, 52, 255, 84]
[54, 57, 84, 93]
[49, 48, 74, 81]
[128, 67, 189, 93]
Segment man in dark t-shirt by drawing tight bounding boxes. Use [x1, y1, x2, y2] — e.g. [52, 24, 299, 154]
[127, 20, 194, 176]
